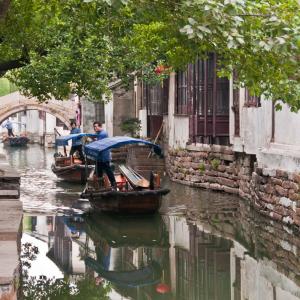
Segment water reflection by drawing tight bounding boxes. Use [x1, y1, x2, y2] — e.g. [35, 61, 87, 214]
[22, 207, 300, 300]
[4, 145, 300, 299]
[2, 144, 85, 212]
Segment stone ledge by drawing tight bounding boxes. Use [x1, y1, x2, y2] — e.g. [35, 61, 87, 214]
[0, 240, 20, 286]
[186, 143, 233, 153]
[0, 201, 22, 239]
[0, 191, 19, 199]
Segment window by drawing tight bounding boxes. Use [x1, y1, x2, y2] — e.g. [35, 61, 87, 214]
[244, 89, 261, 107]
[143, 80, 169, 115]
[94, 102, 105, 123]
[187, 54, 230, 145]
[56, 118, 68, 130]
[175, 70, 188, 115]
[39, 111, 46, 120]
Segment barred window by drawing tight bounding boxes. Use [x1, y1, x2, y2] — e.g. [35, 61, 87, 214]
[175, 70, 188, 115]
[94, 101, 105, 123]
[143, 80, 169, 115]
[244, 89, 261, 107]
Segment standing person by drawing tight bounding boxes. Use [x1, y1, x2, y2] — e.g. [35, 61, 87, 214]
[69, 121, 85, 162]
[93, 121, 117, 190]
[3, 119, 14, 137]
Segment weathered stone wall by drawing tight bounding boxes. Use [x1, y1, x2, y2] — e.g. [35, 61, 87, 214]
[167, 145, 300, 228]
[167, 145, 240, 194]
[251, 167, 300, 227]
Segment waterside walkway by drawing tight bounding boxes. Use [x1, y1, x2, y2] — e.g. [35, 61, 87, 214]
[0, 153, 22, 300]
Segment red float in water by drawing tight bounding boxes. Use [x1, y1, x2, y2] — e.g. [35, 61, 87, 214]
[156, 283, 171, 294]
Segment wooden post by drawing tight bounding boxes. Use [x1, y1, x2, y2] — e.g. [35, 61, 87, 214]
[147, 121, 164, 158]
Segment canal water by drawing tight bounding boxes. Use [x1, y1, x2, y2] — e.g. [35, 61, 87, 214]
[3, 144, 300, 300]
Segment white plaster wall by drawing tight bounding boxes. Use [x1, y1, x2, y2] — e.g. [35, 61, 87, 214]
[167, 73, 189, 148]
[104, 98, 113, 137]
[230, 88, 273, 155]
[171, 117, 189, 148]
[274, 104, 300, 146]
[46, 113, 56, 133]
[139, 109, 147, 138]
[230, 87, 300, 172]
[26, 110, 40, 133]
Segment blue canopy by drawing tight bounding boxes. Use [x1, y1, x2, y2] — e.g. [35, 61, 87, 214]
[56, 133, 97, 146]
[85, 257, 162, 288]
[84, 136, 162, 161]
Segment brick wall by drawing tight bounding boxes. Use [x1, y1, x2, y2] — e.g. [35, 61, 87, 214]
[167, 145, 300, 228]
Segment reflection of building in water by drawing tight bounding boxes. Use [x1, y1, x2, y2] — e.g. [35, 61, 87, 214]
[22, 199, 300, 300]
[23, 215, 92, 277]
[23, 214, 54, 244]
[49, 216, 91, 276]
[176, 193, 300, 300]
[168, 216, 232, 299]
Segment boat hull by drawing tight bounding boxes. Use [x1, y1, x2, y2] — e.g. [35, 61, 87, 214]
[3, 136, 29, 147]
[82, 188, 170, 214]
[51, 163, 93, 183]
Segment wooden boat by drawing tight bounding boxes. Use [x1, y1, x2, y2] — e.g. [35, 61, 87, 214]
[51, 156, 94, 183]
[3, 136, 29, 147]
[83, 184, 169, 214]
[52, 133, 97, 183]
[81, 136, 170, 214]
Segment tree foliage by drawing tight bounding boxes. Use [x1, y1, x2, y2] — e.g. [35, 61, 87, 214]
[0, 0, 299, 109]
[21, 242, 111, 299]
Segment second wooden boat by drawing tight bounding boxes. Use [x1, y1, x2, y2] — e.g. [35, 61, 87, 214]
[51, 156, 93, 183]
[53, 132, 98, 183]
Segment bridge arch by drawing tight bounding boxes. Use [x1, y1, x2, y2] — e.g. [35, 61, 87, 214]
[0, 92, 77, 127]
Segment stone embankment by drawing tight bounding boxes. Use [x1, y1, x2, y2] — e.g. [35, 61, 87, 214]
[167, 144, 300, 228]
[0, 154, 22, 300]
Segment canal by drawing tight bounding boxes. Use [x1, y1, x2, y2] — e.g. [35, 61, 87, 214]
[3, 144, 300, 300]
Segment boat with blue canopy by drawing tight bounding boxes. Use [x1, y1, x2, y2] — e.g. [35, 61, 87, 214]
[84, 136, 162, 160]
[81, 136, 170, 214]
[52, 132, 96, 183]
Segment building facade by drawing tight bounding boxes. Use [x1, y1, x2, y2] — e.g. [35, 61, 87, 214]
[131, 56, 300, 228]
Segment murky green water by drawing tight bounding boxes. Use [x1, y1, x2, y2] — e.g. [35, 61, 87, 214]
[3, 145, 300, 300]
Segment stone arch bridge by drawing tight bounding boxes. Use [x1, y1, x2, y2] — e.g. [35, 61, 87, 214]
[0, 91, 77, 127]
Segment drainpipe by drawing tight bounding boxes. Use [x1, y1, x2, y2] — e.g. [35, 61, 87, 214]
[43, 112, 46, 146]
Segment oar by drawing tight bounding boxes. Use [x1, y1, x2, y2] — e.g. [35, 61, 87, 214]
[54, 128, 67, 156]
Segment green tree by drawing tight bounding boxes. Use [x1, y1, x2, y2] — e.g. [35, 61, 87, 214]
[0, 0, 299, 110]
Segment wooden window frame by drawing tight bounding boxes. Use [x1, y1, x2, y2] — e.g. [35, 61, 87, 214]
[175, 70, 188, 115]
[143, 80, 169, 116]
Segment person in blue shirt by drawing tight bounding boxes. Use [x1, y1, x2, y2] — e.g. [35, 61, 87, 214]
[3, 119, 14, 137]
[93, 121, 117, 190]
[69, 121, 85, 162]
